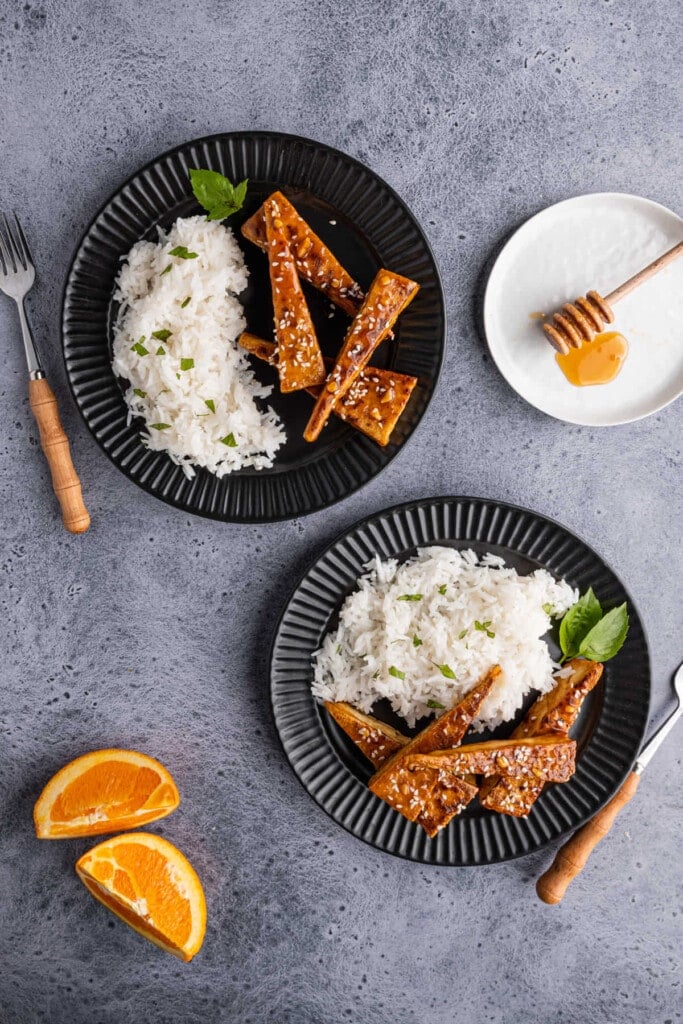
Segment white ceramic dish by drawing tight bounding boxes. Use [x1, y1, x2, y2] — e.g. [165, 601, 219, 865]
[483, 193, 683, 426]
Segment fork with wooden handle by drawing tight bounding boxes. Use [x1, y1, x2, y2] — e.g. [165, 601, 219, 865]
[0, 213, 90, 533]
[537, 661, 683, 904]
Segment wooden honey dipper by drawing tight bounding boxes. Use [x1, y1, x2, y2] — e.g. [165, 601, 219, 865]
[542, 240, 683, 354]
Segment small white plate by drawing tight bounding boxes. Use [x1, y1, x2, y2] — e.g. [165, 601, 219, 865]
[483, 193, 683, 425]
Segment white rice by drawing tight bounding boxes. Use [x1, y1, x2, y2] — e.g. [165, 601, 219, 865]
[312, 546, 577, 730]
[112, 216, 285, 478]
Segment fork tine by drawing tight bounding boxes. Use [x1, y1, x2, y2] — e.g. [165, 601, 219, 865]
[0, 215, 13, 274]
[12, 213, 34, 270]
[2, 212, 23, 271]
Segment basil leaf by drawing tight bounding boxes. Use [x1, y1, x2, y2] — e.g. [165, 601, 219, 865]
[152, 329, 172, 341]
[204, 399, 216, 413]
[397, 594, 422, 601]
[189, 168, 249, 221]
[388, 666, 405, 680]
[427, 699, 445, 709]
[579, 603, 629, 661]
[220, 433, 237, 447]
[559, 588, 602, 660]
[180, 358, 194, 371]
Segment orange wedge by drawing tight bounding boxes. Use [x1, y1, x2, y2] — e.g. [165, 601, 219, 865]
[76, 832, 206, 962]
[33, 748, 180, 839]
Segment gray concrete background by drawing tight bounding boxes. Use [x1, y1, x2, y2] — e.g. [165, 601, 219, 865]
[0, 1, 681, 1022]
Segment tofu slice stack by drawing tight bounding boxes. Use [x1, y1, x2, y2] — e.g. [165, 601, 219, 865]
[368, 666, 501, 836]
[241, 191, 365, 317]
[264, 198, 326, 392]
[238, 333, 418, 447]
[303, 269, 420, 442]
[478, 658, 603, 816]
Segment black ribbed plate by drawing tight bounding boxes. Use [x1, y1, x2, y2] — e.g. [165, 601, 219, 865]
[270, 496, 650, 865]
[62, 132, 445, 522]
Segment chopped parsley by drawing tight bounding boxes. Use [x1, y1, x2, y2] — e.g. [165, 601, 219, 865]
[388, 666, 405, 680]
[156, 346, 166, 356]
[180, 358, 195, 371]
[474, 620, 496, 638]
[181, 296, 191, 308]
[204, 399, 216, 413]
[168, 245, 198, 259]
[133, 388, 146, 399]
[150, 422, 171, 431]
[130, 340, 149, 356]
[438, 584, 448, 595]
[542, 603, 555, 616]
[152, 329, 172, 342]
[458, 629, 469, 640]
[160, 264, 172, 276]
[336, 644, 342, 655]
[412, 635, 423, 647]
[434, 662, 456, 679]
[397, 593, 423, 602]
[220, 433, 237, 447]
[427, 699, 445, 709]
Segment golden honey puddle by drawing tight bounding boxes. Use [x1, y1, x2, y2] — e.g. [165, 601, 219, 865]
[556, 331, 629, 387]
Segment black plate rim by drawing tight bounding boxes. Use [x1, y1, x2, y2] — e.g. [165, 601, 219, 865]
[269, 494, 651, 865]
[60, 130, 446, 524]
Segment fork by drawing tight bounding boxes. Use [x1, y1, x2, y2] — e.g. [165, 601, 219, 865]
[0, 213, 89, 533]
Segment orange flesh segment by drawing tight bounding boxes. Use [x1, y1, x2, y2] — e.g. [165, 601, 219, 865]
[76, 834, 205, 962]
[51, 762, 161, 822]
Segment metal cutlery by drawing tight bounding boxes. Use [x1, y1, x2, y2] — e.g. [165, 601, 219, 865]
[537, 661, 683, 903]
[0, 213, 89, 533]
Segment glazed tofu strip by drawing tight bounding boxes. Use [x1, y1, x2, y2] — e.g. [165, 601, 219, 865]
[241, 191, 364, 317]
[324, 701, 408, 769]
[264, 199, 326, 392]
[303, 269, 420, 442]
[238, 333, 417, 447]
[409, 736, 576, 783]
[479, 658, 603, 817]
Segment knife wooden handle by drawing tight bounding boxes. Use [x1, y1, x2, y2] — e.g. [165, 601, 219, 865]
[29, 378, 90, 534]
[536, 771, 640, 905]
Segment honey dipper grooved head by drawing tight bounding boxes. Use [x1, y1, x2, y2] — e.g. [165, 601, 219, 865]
[542, 290, 615, 353]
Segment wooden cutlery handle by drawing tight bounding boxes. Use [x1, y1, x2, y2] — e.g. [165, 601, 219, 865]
[536, 771, 640, 905]
[29, 378, 90, 534]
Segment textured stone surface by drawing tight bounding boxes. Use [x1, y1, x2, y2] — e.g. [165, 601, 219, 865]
[0, 1, 681, 1022]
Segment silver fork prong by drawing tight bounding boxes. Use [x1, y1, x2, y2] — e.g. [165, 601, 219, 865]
[12, 213, 34, 270]
[2, 212, 23, 271]
[0, 214, 14, 274]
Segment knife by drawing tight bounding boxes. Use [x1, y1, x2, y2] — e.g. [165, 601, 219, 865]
[536, 661, 683, 904]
